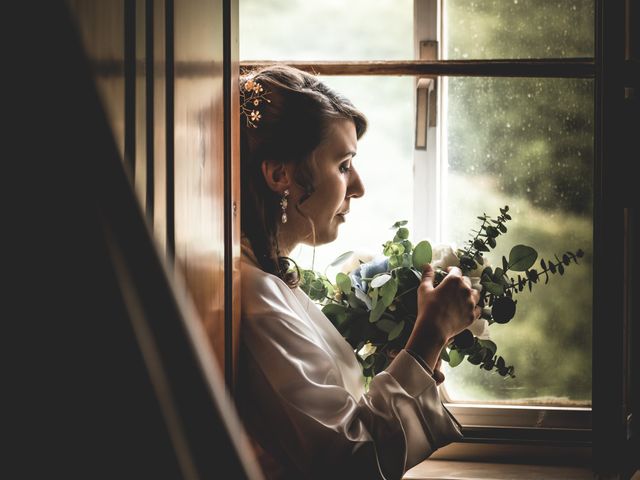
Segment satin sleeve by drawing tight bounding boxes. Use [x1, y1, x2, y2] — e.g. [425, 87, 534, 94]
[240, 268, 463, 480]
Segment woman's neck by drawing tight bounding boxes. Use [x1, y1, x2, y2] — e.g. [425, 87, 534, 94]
[276, 230, 299, 258]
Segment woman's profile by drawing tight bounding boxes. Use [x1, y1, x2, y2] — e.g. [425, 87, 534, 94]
[238, 65, 481, 479]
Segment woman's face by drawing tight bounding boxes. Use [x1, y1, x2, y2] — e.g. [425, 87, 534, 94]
[284, 118, 365, 250]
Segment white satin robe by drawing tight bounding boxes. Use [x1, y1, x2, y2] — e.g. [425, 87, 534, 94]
[238, 240, 463, 479]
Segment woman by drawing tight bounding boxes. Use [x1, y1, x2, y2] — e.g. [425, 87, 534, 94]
[238, 65, 480, 479]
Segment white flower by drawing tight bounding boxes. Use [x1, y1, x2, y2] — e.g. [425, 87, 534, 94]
[357, 342, 377, 360]
[431, 243, 491, 277]
[468, 318, 491, 340]
[340, 251, 375, 275]
[432, 243, 489, 291]
[431, 244, 460, 270]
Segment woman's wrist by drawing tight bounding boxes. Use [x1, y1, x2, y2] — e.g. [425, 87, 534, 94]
[404, 348, 435, 376]
[405, 330, 447, 372]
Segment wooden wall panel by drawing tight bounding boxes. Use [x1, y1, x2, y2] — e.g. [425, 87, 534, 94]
[67, 0, 240, 389]
[67, 0, 125, 161]
[173, 0, 227, 372]
[153, 0, 168, 254]
[228, 0, 241, 389]
[134, 0, 147, 211]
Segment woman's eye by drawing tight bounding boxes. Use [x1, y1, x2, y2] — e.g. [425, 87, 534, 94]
[339, 163, 351, 173]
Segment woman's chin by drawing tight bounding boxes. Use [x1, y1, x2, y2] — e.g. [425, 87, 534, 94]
[301, 222, 341, 247]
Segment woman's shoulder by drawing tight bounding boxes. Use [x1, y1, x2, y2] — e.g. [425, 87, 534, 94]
[241, 252, 287, 293]
[241, 250, 300, 312]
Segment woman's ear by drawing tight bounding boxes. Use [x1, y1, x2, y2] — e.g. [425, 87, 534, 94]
[261, 159, 293, 193]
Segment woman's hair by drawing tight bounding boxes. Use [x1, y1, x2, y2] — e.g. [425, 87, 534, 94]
[240, 65, 367, 287]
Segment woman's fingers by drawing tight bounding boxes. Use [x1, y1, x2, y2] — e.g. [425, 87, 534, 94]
[470, 287, 481, 305]
[446, 266, 462, 277]
[420, 263, 436, 291]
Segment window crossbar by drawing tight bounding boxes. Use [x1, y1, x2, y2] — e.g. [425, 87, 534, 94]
[240, 59, 595, 78]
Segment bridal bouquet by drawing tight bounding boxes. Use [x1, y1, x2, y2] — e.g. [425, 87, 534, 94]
[299, 206, 584, 381]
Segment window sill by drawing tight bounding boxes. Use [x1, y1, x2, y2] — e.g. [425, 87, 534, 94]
[403, 459, 592, 480]
[403, 442, 592, 480]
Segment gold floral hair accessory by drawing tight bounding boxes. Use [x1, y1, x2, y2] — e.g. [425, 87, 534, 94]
[240, 78, 271, 128]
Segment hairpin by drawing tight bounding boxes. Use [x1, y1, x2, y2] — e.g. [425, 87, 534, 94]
[240, 78, 271, 128]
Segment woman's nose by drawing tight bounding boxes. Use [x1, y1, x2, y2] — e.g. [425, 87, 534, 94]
[347, 168, 365, 198]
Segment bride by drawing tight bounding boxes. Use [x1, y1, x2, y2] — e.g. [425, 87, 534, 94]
[238, 65, 481, 479]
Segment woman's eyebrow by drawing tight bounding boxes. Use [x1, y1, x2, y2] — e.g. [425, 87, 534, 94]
[341, 150, 357, 158]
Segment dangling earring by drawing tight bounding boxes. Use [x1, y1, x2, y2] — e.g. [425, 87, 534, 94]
[280, 189, 289, 224]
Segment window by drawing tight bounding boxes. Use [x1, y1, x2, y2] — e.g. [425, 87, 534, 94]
[439, 1, 594, 407]
[240, 0, 595, 433]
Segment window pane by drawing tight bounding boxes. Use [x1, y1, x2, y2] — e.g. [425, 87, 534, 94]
[288, 76, 415, 271]
[444, 0, 594, 59]
[442, 77, 594, 405]
[240, 0, 413, 61]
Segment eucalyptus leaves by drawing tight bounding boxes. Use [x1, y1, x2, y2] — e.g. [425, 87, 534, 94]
[299, 206, 584, 381]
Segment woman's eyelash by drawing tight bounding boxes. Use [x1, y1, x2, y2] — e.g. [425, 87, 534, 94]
[339, 163, 352, 173]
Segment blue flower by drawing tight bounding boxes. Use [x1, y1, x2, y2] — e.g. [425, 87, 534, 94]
[350, 256, 390, 293]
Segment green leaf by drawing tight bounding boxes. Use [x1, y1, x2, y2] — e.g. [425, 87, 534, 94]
[388, 320, 405, 340]
[354, 288, 372, 309]
[397, 227, 409, 239]
[453, 329, 474, 349]
[369, 300, 386, 323]
[347, 292, 366, 309]
[322, 303, 347, 316]
[478, 339, 497, 355]
[391, 220, 408, 229]
[492, 297, 517, 324]
[468, 349, 485, 365]
[362, 354, 375, 369]
[370, 273, 392, 289]
[380, 277, 398, 307]
[370, 287, 378, 308]
[482, 281, 504, 296]
[448, 349, 464, 367]
[389, 255, 401, 268]
[485, 226, 499, 238]
[440, 348, 450, 362]
[336, 272, 352, 294]
[412, 240, 433, 270]
[309, 279, 327, 300]
[507, 245, 538, 271]
[375, 318, 396, 333]
[329, 251, 354, 267]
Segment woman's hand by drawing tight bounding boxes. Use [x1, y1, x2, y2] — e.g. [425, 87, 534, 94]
[405, 264, 481, 372]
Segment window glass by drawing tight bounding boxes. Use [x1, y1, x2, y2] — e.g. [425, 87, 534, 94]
[441, 77, 593, 405]
[444, 0, 595, 60]
[240, 0, 413, 61]
[289, 76, 415, 272]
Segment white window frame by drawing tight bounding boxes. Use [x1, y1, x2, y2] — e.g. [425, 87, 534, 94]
[412, 0, 593, 442]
